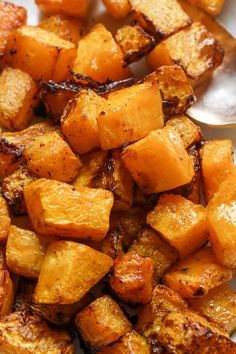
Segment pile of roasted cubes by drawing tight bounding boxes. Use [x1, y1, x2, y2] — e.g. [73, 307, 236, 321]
[0, 0, 234, 353]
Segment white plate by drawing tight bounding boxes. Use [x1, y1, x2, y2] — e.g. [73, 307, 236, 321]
[8, 0, 236, 349]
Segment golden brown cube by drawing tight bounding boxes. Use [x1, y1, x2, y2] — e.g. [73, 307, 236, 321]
[121, 127, 194, 195]
[110, 253, 154, 304]
[129, 229, 178, 282]
[0, 194, 11, 242]
[61, 89, 105, 155]
[186, 0, 225, 16]
[129, 0, 191, 41]
[73, 23, 130, 83]
[6, 225, 49, 279]
[0, 270, 14, 316]
[163, 248, 234, 298]
[147, 194, 208, 258]
[34, 241, 113, 305]
[75, 295, 132, 349]
[24, 179, 114, 241]
[5, 26, 76, 82]
[200, 139, 234, 203]
[97, 81, 164, 150]
[0, 68, 37, 131]
[100, 229, 124, 259]
[0, 311, 74, 353]
[115, 25, 154, 64]
[147, 22, 224, 82]
[24, 131, 82, 183]
[188, 284, 236, 335]
[36, 0, 89, 17]
[102, 0, 131, 20]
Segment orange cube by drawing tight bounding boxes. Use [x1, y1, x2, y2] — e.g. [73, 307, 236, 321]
[0, 194, 11, 242]
[121, 126, 194, 194]
[97, 81, 164, 150]
[186, 0, 225, 16]
[35, 0, 89, 17]
[102, 0, 131, 20]
[73, 23, 130, 82]
[147, 194, 208, 258]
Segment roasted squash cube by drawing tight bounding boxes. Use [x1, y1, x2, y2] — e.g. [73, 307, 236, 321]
[102, 0, 131, 19]
[0, 311, 74, 353]
[97, 81, 163, 150]
[110, 253, 154, 304]
[129, 0, 191, 41]
[147, 22, 224, 82]
[0, 194, 11, 242]
[121, 126, 194, 194]
[97, 330, 150, 354]
[73, 23, 130, 82]
[75, 295, 132, 349]
[0, 68, 37, 131]
[163, 248, 233, 298]
[0, 270, 14, 316]
[24, 131, 82, 183]
[5, 26, 76, 82]
[186, 0, 225, 16]
[188, 284, 236, 335]
[147, 194, 208, 258]
[200, 139, 234, 203]
[115, 25, 154, 64]
[34, 241, 113, 304]
[61, 89, 105, 155]
[207, 169, 236, 268]
[36, 0, 89, 17]
[24, 179, 114, 240]
[129, 229, 178, 282]
[6, 225, 49, 279]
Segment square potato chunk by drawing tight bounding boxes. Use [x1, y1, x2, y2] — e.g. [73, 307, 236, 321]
[34, 241, 113, 304]
[0, 194, 11, 242]
[0, 68, 37, 131]
[129, 0, 191, 41]
[163, 248, 233, 298]
[5, 26, 76, 82]
[75, 295, 132, 349]
[6, 225, 49, 279]
[121, 126, 194, 194]
[24, 178, 114, 240]
[35, 0, 89, 17]
[97, 81, 163, 150]
[0, 311, 74, 353]
[147, 22, 224, 82]
[24, 131, 82, 183]
[73, 23, 130, 82]
[0, 270, 14, 316]
[102, 0, 131, 19]
[186, 0, 225, 16]
[147, 194, 208, 258]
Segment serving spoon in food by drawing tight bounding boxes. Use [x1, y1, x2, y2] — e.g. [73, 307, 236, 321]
[179, 1, 236, 126]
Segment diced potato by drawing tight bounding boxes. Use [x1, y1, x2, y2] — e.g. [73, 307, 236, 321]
[24, 131, 82, 183]
[34, 241, 113, 304]
[5, 26, 76, 82]
[0, 194, 11, 242]
[97, 330, 150, 354]
[0, 2, 26, 63]
[0, 141, 24, 179]
[61, 89, 105, 155]
[73, 23, 130, 82]
[163, 248, 234, 298]
[6, 225, 49, 279]
[147, 22, 224, 82]
[97, 81, 164, 150]
[0, 270, 14, 316]
[102, 0, 131, 20]
[207, 169, 236, 268]
[24, 178, 114, 240]
[100, 229, 124, 259]
[158, 311, 235, 353]
[75, 295, 132, 349]
[186, 0, 225, 16]
[115, 25, 154, 64]
[74, 150, 134, 211]
[39, 14, 83, 44]
[121, 126, 194, 195]
[129, 229, 178, 282]
[1, 166, 36, 215]
[188, 284, 236, 334]
[0, 311, 74, 353]
[36, 0, 89, 17]
[200, 139, 234, 203]
[110, 253, 154, 304]
[166, 115, 202, 148]
[0, 68, 37, 131]
[129, 0, 191, 41]
[147, 194, 207, 258]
